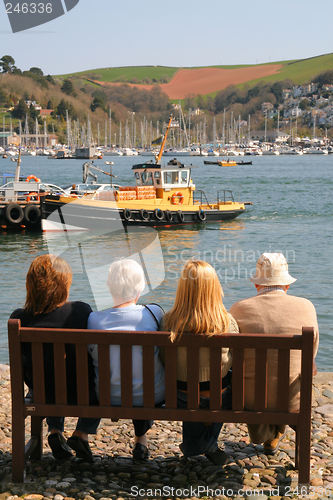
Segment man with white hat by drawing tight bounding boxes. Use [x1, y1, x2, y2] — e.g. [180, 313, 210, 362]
[230, 252, 319, 454]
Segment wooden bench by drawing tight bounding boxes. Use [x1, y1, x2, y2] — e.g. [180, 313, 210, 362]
[8, 319, 314, 484]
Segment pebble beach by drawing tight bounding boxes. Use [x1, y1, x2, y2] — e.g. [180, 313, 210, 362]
[0, 365, 332, 500]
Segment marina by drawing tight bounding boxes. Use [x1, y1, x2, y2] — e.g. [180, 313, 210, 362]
[0, 154, 332, 370]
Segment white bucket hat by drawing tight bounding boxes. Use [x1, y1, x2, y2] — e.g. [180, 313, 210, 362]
[250, 253, 297, 286]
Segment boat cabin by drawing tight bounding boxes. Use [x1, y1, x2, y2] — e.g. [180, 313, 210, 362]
[132, 159, 194, 190]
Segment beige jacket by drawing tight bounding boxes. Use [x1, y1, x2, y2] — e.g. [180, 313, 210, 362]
[176, 313, 239, 382]
[230, 290, 319, 412]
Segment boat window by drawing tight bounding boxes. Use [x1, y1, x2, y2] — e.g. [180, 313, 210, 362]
[134, 172, 142, 185]
[180, 171, 188, 184]
[163, 171, 179, 185]
[142, 170, 153, 185]
[154, 171, 161, 186]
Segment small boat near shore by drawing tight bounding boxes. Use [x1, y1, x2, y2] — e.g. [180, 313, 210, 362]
[204, 160, 252, 166]
[0, 152, 66, 231]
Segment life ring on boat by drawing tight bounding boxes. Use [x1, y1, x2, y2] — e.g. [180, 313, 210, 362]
[154, 208, 164, 221]
[26, 175, 41, 183]
[123, 208, 132, 221]
[5, 203, 24, 224]
[177, 210, 184, 223]
[24, 205, 41, 225]
[197, 210, 206, 221]
[140, 209, 149, 221]
[165, 210, 173, 222]
[171, 192, 184, 205]
[25, 192, 40, 203]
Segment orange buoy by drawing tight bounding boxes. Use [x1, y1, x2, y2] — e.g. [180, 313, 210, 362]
[171, 192, 184, 205]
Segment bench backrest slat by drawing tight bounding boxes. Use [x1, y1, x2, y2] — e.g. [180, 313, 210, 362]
[31, 343, 45, 404]
[277, 349, 290, 411]
[120, 345, 133, 407]
[142, 345, 156, 408]
[232, 348, 245, 410]
[53, 343, 67, 405]
[300, 327, 314, 416]
[187, 346, 199, 409]
[75, 344, 89, 405]
[209, 347, 222, 410]
[98, 345, 111, 406]
[164, 346, 177, 408]
[255, 348, 268, 410]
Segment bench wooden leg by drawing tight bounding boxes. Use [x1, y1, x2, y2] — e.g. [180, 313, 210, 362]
[12, 413, 25, 483]
[298, 419, 311, 485]
[26, 416, 43, 460]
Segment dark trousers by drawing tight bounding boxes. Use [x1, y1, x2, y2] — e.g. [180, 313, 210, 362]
[132, 419, 153, 437]
[131, 400, 166, 437]
[177, 372, 232, 456]
[47, 417, 100, 434]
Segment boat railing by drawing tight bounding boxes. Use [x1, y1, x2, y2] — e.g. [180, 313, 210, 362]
[217, 190, 235, 204]
[193, 190, 213, 208]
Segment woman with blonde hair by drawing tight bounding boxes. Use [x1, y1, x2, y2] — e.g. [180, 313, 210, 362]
[163, 260, 238, 465]
[10, 254, 99, 461]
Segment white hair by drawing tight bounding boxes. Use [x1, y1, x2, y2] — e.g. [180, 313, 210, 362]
[107, 259, 145, 304]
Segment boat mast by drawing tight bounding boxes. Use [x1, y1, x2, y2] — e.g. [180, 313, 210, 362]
[14, 148, 21, 182]
[155, 115, 173, 164]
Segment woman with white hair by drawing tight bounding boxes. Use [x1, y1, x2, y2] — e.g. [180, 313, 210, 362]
[88, 258, 165, 460]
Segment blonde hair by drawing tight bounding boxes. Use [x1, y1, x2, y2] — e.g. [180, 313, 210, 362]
[163, 260, 229, 341]
[25, 254, 72, 315]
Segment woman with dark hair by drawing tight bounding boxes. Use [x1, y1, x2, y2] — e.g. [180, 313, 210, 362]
[10, 254, 99, 461]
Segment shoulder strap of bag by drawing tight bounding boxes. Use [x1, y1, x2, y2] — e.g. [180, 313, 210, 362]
[144, 304, 163, 330]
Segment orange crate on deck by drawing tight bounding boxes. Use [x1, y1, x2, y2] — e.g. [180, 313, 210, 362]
[116, 190, 137, 200]
[136, 186, 156, 199]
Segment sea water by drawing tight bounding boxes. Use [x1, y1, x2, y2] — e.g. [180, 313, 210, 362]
[0, 154, 332, 370]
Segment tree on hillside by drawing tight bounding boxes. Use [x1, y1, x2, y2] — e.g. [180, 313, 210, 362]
[90, 90, 107, 112]
[314, 70, 333, 86]
[214, 86, 241, 113]
[54, 99, 76, 119]
[91, 96, 106, 112]
[61, 79, 75, 96]
[46, 75, 55, 84]
[0, 55, 16, 73]
[0, 88, 7, 106]
[29, 105, 40, 120]
[299, 99, 310, 110]
[270, 82, 284, 104]
[29, 67, 44, 76]
[11, 99, 28, 119]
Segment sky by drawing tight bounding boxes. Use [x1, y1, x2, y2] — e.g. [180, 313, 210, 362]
[0, 0, 332, 75]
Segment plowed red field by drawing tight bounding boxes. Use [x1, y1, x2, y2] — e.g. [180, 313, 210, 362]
[94, 64, 282, 99]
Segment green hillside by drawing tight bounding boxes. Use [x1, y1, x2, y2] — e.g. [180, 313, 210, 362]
[243, 53, 333, 87]
[59, 65, 179, 83]
[59, 53, 333, 95]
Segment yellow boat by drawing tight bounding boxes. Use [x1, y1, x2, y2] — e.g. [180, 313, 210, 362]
[219, 160, 237, 167]
[41, 117, 251, 231]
